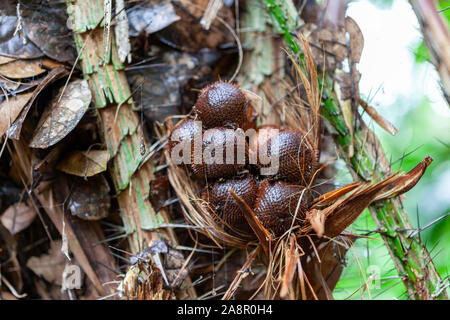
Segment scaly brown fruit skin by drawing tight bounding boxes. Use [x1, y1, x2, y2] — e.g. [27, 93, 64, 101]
[190, 127, 248, 179]
[249, 124, 280, 161]
[169, 118, 202, 175]
[172, 86, 315, 238]
[253, 180, 309, 235]
[201, 175, 257, 227]
[193, 81, 248, 129]
[260, 129, 314, 184]
[169, 118, 202, 152]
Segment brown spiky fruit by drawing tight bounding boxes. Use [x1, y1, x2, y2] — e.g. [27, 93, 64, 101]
[169, 118, 202, 170]
[249, 124, 280, 166]
[169, 118, 201, 153]
[253, 180, 309, 235]
[193, 81, 248, 128]
[259, 129, 314, 184]
[201, 175, 257, 227]
[191, 127, 248, 179]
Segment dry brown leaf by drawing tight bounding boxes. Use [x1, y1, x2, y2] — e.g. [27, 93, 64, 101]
[10, 127, 116, 297]
[323, 177, 402, 238]
[0, 220, 23, 291]
[0, 77, 20, 92]
[0, 59, 47, 79]
[345, 17, 364, 63]
[67, 175, 111, 221]
[305, 157, 433, 238]
[311, 181, 360, 208]
[56, 150, 110, 177]
[7, 66, 69, 139]
[0, 55, 15, 65]
[374, 156, 433, 201]
[22, 5, 77, 63]
[26, 240, 66, 285]
[0, 13, 44, 60]
[307, 209, 326, 238]
[40, 59, 64, 70]
[309, 27, 346, 71]
[0, 92, 34, 138]
[29, 79, 91, 148]
[0, 202, 37, 235]
[127, 0, 180, 36]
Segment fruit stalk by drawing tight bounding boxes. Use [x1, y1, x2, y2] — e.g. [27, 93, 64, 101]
[263, 0, 447, 299]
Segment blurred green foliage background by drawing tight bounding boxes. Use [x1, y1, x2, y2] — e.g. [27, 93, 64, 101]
[333, 0, 450, 299]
